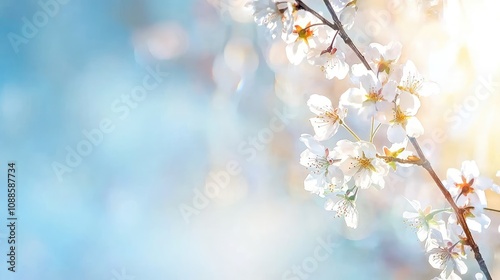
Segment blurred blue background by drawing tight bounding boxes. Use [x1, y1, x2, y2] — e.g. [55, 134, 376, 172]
[0, 0, 499, 279]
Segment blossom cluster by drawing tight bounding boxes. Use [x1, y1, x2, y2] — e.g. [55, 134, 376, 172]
[247, 0, 500, 279]
[405, 160, 500, 279]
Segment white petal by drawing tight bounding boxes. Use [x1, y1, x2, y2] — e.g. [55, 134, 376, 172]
[365, 43, 383, 63]
[417, 227, 428, 241]
[299, 134, 326, 155]
[387, 124, 407, 143]
[304, 174, 325, 197]
[399, 91, 421, 115]
[340, 88, 364, 108]
[307, 94, 332, 115]
[446, 168, 462, 185]
[402, 60, 419, 81]
[429, 251, 447, 269]
[354, 169, 372, 189]
[382, 80, 397, 101]
[339, 157, 359, 177]
[405, 117, 424, 138]
[385, 41, 402, 61]
[461, 160, 479, 179]
[491, 183, 500, 194]
[375, 102, 394, 123]
[454, 258, 468, 275]
[403, 211, 419, 219]
[344, 204, 358, 228]
[286, 41, 307, 65]
[310, 118, 339, 141]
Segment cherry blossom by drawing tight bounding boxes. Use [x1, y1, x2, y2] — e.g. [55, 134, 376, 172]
[307, 94, 346, 141]
[325, 188, 358, 228]
[283, 10, 320, 65]
[443, 161, 493, 208]
[340, 68, 397, 120]
[365, 41, 402, 75]
[397, 60, 439, 97]
[307, 29, 349, 80]
[427, 235, 468, 279]
[300, 134, 344, 197]
[379, 91, 424, 143]
[335, 140, 389, 189]
[403, 199, 445, 242]
[248, 0, 296, 39]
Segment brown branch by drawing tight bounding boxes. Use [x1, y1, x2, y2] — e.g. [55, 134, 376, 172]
[408, 137, 492, 280]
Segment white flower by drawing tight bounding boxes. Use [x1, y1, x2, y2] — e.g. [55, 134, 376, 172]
[397, 60, 439, 97]
[249, 0, 296, 39]
[443, 161, 494, 209]
[403, 199, 445, 242]
[379, 91, 424, 143]
[307, 29, 349, 80]
[340, 67, 397, 120]
[335, 140, 389, 189]
[428, 241, 467, 279]
[307, 94, 346, 141]
[300, 134, 344, 197]
[365, 41, 402, 75]
[448, 208, 491, 233]
[325, 188, 358, 228]
[283, 10, 320, 65]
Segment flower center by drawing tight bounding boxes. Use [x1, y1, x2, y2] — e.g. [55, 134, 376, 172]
[294, 22, 314, 45]
[398, 75, 422, 95]
[377, 60, 391, 74]
[365, 89, 383, 102]
[356, 152, 376, 172]
[394, 106, 408, 124]
[455, 175, 475, 196]
[322, 108, 340, 123]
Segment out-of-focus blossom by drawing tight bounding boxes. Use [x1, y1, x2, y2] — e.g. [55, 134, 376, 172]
[248, 0, 296, 39]
[403, 199, 445, 242]
[325, 188, 358, 228]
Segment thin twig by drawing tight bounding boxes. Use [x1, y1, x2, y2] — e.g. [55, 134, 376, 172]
[321, 0, 372, 71]
[295, 0, 372, 70]
[484, 207, 500, 214]
[408, 137, 492, 280]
